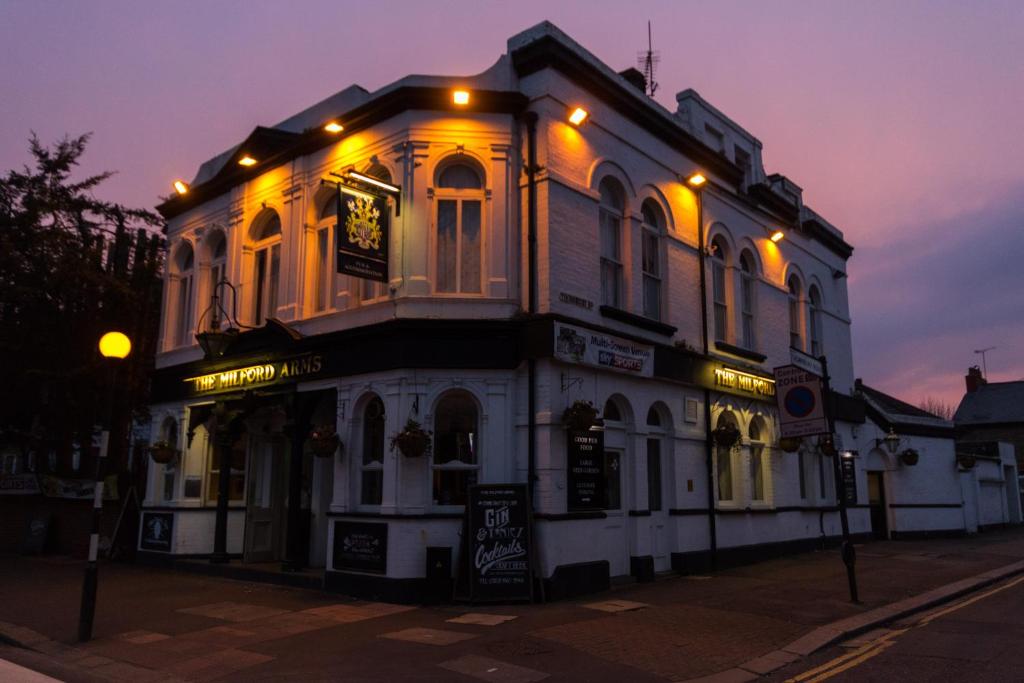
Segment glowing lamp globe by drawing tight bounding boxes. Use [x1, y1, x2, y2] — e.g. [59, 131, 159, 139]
[99, 331, 132, 359]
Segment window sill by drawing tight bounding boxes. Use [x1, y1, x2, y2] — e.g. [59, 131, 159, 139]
[713, 340, 767, 362]
[599, 306, 677, 336]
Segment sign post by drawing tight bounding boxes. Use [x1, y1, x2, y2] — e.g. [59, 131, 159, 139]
[774, 359, 859, 603]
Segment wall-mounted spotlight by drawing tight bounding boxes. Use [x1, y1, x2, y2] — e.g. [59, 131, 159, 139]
[568, 107, 589, 126]
[769, 229, 785, 243]
[238, 155, 257, 167]
[347, 170, 401, 194]
[324, 121, 344, 133]
[452, 89, 470, 106]
[173, 180, 189, 195]
[686, 172, 707, 187]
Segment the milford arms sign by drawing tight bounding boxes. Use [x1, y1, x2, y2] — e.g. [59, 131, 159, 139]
[184, 354, 324, 395]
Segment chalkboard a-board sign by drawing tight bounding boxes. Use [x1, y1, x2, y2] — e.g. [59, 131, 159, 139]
[840, 455, 858, 506]
[567, 430, 605, 511]
[333, 521, 388, 574]
[140, 512, 173, 552]
[468, 484, 532, 602]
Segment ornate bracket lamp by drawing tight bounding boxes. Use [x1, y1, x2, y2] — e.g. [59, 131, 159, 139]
[194, 278, 252, 359]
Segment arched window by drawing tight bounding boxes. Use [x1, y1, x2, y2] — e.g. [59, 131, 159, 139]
[361, 396, 385, 505]
[710, 236, 729, 342]
[739, 250, 757, 350]
[433, 391, 479, 506]
[599, 178, 625, 308]
[436, 162, 483, 294]
[313, 193, 337, 313]
[160, 417, 179, 501]
[603, 398, 622, 423]
[173, 243, 194, 347]
[250, 210, 281, 325]
[788, 275, 803, 351]
[641, 200, 664, 320]
[749, 416, 768, 503]
[808, 285, 823, 357]
[715, 411, 738, 502]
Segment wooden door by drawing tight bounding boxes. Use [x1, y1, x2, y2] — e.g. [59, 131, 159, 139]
[867, 472, 888, 540]
[244, 437, 285, 562]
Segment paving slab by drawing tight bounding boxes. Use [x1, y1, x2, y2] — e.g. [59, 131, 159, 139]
[439, 654, 549, 682]
[447, 613, 519, 626]
[379, 627, 479, 646]
[581, 599, 648, 613]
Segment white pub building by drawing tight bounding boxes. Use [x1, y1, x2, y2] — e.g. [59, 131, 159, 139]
[142, 23, 1012, 602]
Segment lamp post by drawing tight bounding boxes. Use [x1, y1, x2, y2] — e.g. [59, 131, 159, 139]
[79, 331, 131, 642]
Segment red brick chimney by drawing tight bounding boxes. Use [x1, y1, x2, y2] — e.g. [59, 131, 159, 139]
[965, 366, 986, 393]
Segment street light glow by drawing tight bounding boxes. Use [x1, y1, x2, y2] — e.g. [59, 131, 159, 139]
[452, 89, 470, 105]
[770, 229, 785, 243]
[98, 331, 132, 359]
[238, 155, 257, 167]
[173, 180, 189, 195]
[686, 173, 707, 187]
[324, 121, 344, 133]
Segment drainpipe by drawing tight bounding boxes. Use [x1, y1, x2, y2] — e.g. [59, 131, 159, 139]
[524, 111, 539, 504]
[695, 185, 718, 570]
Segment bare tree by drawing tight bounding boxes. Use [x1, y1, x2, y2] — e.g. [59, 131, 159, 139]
[919, 397, 955, 421]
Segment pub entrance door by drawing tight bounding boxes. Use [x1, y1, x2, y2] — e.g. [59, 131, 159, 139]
[244, 436, 287, 562]
[867, 471, 888, 540]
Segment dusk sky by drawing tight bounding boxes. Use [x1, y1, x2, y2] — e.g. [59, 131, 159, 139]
[2, 1, 1021, 409]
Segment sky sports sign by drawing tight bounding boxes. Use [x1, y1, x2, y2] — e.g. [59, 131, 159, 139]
[554, 323, 653, 377]
[773, 364, 830, 438]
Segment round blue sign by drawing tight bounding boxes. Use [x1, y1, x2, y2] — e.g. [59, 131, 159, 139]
[784, 386, 816, 418]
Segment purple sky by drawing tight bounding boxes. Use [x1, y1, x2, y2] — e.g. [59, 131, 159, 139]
[3, 1, 1021, 409]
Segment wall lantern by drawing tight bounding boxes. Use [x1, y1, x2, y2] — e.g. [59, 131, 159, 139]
[568, 107, 589, 126]
[195, 278, 250, 359]
[769, 229, 785, 243]
[173, 180, 189, 195]
[686, 172, 707, 188]
[452, 89, 470, 106]
[324, 121, 344, 134]
[878, 427, 901, 455]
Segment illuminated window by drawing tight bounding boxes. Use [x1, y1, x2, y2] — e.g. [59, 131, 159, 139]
[788, 275, 803, 351]
[432, 391, 479, 506]
[598, 178, 625, 308]
[204, 231, 227, 328]
[809, 285, 823, 357]
[641, 201, 664, 321]
[739, 250, 757, 350]
[749, 416, 767, 503]
[710, 237, 729, 342]
[435, 162, 483, 294]
[715, 411, 738, 502]
[250, 210, 281, 325]
[205, 429, 246, 503]
[173, 242, 194, 347]
[361, 396, 385, 506]
[313, 194, 337, 313]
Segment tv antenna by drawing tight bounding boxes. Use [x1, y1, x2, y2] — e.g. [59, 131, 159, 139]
[637, 21, 660, 98]
[974, 347, 996, 378]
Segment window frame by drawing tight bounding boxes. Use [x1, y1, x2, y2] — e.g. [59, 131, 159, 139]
[430, 390, 481, 509]
[714, 411, 738, 505]
[739, 250, 757, 351]
[748, 416, 769, 506]
[598, 178, 625, 309]
[359, 395, 386, 508]
[434, 161, 485, 296]
[809, 285, 823, 357]
[250, 211, 282, 326]
[173, 242, 195, 348]
[788, 276, 804, 351]
[710, 237, 729, 343]
[640, 201, 663, 321]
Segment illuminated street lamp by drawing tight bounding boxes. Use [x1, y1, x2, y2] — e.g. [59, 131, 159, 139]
[452, 89, 470, 106]
[879, 427, 901, 455]
[79, 331, 132, 642]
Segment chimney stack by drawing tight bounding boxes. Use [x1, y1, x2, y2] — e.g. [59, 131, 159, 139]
[965, 366, 986, 393]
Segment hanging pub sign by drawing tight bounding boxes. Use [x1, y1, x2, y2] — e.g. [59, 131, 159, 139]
[336, 186, 389, 283]
[333, 520, 388, 574]
[567, 430, 605, 510]
[467, 484, 533, 602]
[140, 512, 173, 552]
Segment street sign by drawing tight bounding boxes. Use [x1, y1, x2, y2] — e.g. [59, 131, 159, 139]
[789, 348, 823, 377]
[773, 365, 829, 438]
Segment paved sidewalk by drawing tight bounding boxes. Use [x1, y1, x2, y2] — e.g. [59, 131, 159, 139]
[2, 528, 1024, 682]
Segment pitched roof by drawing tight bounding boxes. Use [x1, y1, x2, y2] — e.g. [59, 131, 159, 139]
[855, 379, 954, 437]
[954, 381, 1024, 425]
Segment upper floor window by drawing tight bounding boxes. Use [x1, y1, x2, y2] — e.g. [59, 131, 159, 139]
[599, 178, 625, 308]
[173, 243, 194, 347]
[205, 231, 227, 328]
[250, 210, 281, 325]
[710, 237, 729, 342]
[433, 391, 479, 506]
[357, 165, 392, 303]
[808, 285, 823, 357]
[788, 276, 803, 351]
[313, 196, 336, 313]
[436, 162, 483, 294]
[641, 201, 664, 320]
[749, 416, 768, 503]
[361, 396, 385, 506]
[739, 250, 757, 350]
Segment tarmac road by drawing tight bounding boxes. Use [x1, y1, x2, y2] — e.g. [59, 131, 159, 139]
[771, 574, 1024, 682]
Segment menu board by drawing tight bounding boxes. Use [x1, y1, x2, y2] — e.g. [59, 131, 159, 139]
[333, 521, 388, 574]
[468, 484, 532, 602]
[840, 456, 858, 506]
[567, 430, 605, 510]
[140, 512, 173, 552]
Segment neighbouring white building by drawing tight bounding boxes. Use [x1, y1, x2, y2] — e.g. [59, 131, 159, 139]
[140, 22, 1017, 602]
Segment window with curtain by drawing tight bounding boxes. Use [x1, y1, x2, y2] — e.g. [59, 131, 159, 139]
[599, 178, 624, 308]
[641, 201, 663, 320]
[710, 237, 728, 342]
[251, 211, 281, 325]
[432, 391, 479, 506]
[788, 276, 803, 350]
[739, 250, 757, 350]
[361, 397, 385, 505]
[716, 411, 737, 502]
[809, 285, 823, 356]
[436, 163, 482, 294]
[314, 197, 336, 313]
[174, 243, 194, 347]
[749, 416, 767, 502]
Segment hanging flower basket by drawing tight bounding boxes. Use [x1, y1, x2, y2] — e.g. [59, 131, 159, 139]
[308, 424, 342, 458]
[957, 453, 976, 470]
[391, 419, 432, 458]
[899, 448, 919, 466]
[818, 436, 838, 457]
[563, 400, 599, 431]
[779, 436, 802, 453]
[149, 441, 179, 465]
[712, 423, 741, 450]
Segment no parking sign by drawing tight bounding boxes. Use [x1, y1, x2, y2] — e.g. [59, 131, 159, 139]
[773, 365, 829, 438]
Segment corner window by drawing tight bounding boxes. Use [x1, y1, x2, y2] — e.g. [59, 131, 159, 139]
[436, 162, 483, 294]
[710, 237, 729, 342]
[250, 211, 281, 325]
[361, 396, 385, 506]
[788, 276, 803, 351]
[598, 178, 625, 308]
[739, 250, 757, 350]
[432, 391, 479, 506]
[641, 201, 663, 321]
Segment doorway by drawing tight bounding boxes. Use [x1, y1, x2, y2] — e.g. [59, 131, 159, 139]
[244, 436, 287, 562]
[867, 472, 888, 540]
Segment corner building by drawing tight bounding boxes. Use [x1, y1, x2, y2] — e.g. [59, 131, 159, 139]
[143, 22, 868, 601]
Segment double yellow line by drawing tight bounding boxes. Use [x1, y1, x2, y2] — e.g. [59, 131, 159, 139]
[786, 574, 1024, 682]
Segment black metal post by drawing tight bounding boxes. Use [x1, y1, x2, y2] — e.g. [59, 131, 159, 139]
[820, 354, 859, 603]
